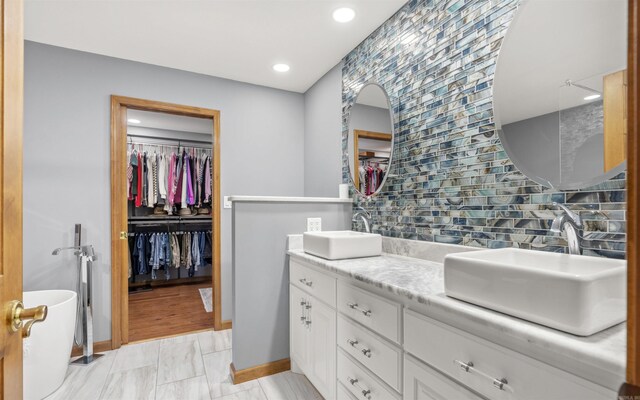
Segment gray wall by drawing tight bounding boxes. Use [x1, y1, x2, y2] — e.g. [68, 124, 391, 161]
[23, 41, 305, 341]
[501, 110, 561, 187]
[348, 103, 392, 137]
[303, 63, 343, 197]
[232, 201, 351, 370]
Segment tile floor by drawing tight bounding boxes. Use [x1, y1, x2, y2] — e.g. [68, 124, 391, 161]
[45, 330, 323, 400]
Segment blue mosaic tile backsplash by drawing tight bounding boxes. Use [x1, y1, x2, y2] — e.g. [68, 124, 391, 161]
[342, 0, 626, 259]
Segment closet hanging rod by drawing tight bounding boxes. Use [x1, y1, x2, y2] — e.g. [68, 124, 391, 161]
[127, 134, 212, 147]
[128, 230, 212, 236]
[127, 141, 212, 151]
[128, 220, 212, 226]
[128, 216, 211, 221]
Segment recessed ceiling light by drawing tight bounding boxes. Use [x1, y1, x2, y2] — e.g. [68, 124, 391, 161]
[333, 7, 355, 23]
[128, 118, 141, 124]
[584, 94, 601, 101]
[273, 64, 290, 72]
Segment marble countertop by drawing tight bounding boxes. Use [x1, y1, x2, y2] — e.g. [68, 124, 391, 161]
[287, 249, 626, 390]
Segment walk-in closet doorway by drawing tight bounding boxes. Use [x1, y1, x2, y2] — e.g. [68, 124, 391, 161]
[110, 96, 226, 349]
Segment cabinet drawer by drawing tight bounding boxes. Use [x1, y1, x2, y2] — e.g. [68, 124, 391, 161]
[338, 315, 402, 392]
[338, 382, 359, 400]
[290, 260, 336, 307]
[404, 354, 483, 400]
[404, 310, 615, 400]
[338, 349, 400, 400]
[337, 282, 401, 343]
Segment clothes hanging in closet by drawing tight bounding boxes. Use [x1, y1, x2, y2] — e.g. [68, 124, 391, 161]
[127, 144, 212, 212]
[128, 231, 212, 281]
[358, 164, 386, 195]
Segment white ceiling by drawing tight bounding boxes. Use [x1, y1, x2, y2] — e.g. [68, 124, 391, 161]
[127, 109, 213, 134]
[25, 0, 407, 93]
[494, 0, 627, 126]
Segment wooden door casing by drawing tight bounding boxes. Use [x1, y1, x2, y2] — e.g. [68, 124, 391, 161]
[625, 0, 640, 389]
[110, 96, 226, 349]
[0, 0, 24, 398]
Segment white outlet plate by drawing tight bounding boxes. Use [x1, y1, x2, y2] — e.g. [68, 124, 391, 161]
[307, 217, 322, 232]
[223, 196, 232, 209]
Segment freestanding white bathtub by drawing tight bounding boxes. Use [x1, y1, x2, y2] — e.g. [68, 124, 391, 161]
[23, 290, 77, 400]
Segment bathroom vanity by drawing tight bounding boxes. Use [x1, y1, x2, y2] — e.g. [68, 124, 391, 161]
[287, 238, 624, 400]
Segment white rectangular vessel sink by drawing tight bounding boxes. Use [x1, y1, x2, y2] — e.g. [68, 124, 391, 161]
[444, 248, 626, 336]
[303, 231, 382, 260]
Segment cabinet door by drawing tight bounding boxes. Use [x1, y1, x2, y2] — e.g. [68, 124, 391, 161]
[308, 296, 337, 400]
[290, 284, 310, 373]
[404, 355, 482, 400]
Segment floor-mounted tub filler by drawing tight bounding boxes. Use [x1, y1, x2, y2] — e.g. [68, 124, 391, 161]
[51, 224, 102, 365]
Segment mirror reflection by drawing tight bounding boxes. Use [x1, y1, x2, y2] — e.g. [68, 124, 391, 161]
[494, 0, 627, 189]
[348, 84, 394, 196]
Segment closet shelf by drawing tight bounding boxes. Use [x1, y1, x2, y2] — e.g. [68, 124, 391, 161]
[359, 154, 389, 161]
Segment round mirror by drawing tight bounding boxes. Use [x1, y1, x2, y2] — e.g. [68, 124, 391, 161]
[347, 83, 394, 197]
[494, 0, 627, 190]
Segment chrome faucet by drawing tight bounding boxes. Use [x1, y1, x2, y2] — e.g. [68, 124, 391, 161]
[52, 245, 97, 261]
[550, 202, 583, 255]
[352, 206, 372, 233]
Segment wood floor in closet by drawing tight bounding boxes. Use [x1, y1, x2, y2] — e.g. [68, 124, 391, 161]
[128, 282, 214, 342]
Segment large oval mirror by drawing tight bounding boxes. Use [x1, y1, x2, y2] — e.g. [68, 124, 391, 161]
[494, 0, 627, 190]
[348, 83, 394, 197]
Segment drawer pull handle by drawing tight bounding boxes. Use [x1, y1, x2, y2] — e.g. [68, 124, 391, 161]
[299, 278, 313, 287]
[347, 377, 372, 399]
[454, 360, 513, 393]
[346, 338, 372, 358]
[493, 378, 508, 391]
[455, 360, 474, 373]
[300, 298, 311, 326]
[347, 302, 372, 317]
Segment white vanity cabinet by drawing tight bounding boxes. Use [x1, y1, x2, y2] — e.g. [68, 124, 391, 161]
[290, 261, 337, 400]
[289, 257, 618, 400]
